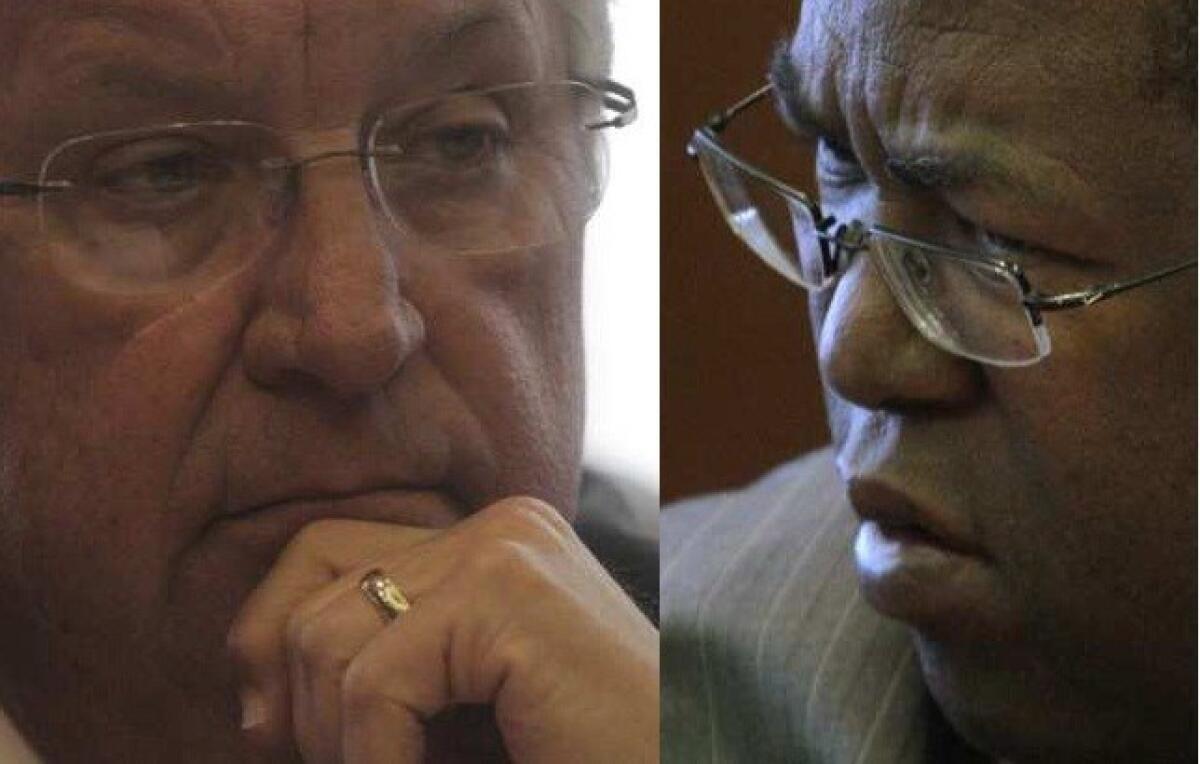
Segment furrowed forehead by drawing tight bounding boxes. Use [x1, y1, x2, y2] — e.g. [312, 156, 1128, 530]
[784, 0, 1142, 101]
[3, 0, 551, 80]
[774, 0, 1193, 249]
[0, 0, 560, 143]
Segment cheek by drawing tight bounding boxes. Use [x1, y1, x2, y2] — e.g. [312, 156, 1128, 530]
[419, 243, 584, 515]
[0, 261, 256, 633]
[985, 294, 1196, 684]
[994, 290, 1195, 530]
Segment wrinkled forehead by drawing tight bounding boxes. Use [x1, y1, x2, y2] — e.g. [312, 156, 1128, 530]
[0, 0, 564, 135]
[784, 0, 1192, 225]
[789, 0, 1138, 115]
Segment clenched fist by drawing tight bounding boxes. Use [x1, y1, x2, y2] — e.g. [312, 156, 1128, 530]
[227, 497, 659, 763]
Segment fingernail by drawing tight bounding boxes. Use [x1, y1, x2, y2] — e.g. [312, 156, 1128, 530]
[240, 689, 267, 730]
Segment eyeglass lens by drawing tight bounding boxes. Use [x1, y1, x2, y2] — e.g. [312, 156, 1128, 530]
[695, 135, 828, 289]
[694, 134, 1049, 365]
[870, 235, 1046, 365]
[36, 82, 606, 291]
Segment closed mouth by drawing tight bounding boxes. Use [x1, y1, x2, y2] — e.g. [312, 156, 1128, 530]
[847, 477, 985, 559]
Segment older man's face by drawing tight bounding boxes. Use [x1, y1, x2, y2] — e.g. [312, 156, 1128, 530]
[783, 0, 1196, 759]
[0, 0, 583, 759]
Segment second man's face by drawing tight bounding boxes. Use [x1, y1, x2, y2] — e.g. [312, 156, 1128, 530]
[784, 0, 1196, 758]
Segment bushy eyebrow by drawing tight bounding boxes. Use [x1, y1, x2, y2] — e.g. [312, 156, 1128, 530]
[884, 154, 978, 191]
[64, 64, 242, 110]
[883, 138, 1084, 212]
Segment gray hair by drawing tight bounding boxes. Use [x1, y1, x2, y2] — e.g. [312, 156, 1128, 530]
[553, 0, 614, 76]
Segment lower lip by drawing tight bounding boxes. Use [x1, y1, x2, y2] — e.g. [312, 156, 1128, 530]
[854, 520, 997, 639]
[207, 490, 462, 567]
[169, 491, 465, 631]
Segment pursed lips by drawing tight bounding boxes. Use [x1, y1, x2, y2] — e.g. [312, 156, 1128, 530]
[203, 484, 467, 571]
[846, 476, 986, 558]
[841, 470, 1012, 640]
[221, 484, 466, 527]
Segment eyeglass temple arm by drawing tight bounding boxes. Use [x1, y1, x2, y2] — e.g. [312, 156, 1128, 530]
[703, 84, 773, 134]
[0, 180, 70, 198]
[1027, 259, 1198, 311]
[686, 83, 773, 161]
[586, 79, 637, 131]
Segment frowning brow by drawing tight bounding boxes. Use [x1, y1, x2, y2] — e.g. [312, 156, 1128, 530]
[885, 154, 981, 191]
[884, 139, 1087, 213]
[63, 64, 242, 109]
[766, 38, 1091, 213]
[767, 36, 1015, 193]
[35, 3, 529, 115]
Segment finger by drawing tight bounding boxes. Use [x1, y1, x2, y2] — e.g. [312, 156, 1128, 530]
[226, 519, 438, 750]
[287, 584, 378, 764]
[286, 546, 452, 763]
[338, 533, 548, 764]
[339, 499, 659, 764]
[287, 569, 431, 764]
[339, 590, 462, 764]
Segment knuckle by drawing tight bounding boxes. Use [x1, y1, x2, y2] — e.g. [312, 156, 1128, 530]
[494, 633, 541, 679]
[464, 537, 546, 591]
[287, 518, 348, 554]
[509, 495, 566, 527]
[471, 537, 526, 573]
[340, 655, 388, 716]
[482, 496, 570, 540]
[225, 619, 263, 664]
[285, 608, 342, 670]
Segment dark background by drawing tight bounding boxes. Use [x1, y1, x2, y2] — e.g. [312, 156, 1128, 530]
[661, 3, 830, 504]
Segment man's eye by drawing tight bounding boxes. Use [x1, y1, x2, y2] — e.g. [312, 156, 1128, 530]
[978, 228, 1031, 258]
[90, 140, 228, 205]
[420, 123, 510, 168]
[381, 94, 514, 177]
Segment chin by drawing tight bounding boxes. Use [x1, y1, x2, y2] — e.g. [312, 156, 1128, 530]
[909, 635, 1184, 764]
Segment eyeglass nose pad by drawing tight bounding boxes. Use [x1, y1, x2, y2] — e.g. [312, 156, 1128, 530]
[819, 219, 867, 280]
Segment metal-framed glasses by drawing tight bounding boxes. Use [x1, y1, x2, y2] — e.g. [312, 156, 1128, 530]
[0, 79, 636, 291]
[687, 84, 1196, 367]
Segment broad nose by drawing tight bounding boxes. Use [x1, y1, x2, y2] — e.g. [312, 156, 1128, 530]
[814, 215, 983, 412]
[242, 156, 424, 398]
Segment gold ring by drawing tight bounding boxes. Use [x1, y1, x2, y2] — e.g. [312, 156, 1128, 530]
[358, 568, 411, 622]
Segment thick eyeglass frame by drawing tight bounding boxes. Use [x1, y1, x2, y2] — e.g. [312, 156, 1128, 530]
[687, 83, 1198, 366]
[0, 78, 637, 205]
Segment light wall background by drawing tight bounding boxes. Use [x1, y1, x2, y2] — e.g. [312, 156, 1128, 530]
[582, 0, 660, 494]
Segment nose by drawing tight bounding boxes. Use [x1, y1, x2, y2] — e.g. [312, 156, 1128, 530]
[242, 158, 424, 398]
[814, 227, 983, 412]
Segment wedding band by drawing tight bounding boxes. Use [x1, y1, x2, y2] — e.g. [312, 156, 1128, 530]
[359, 568, 411, 622]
